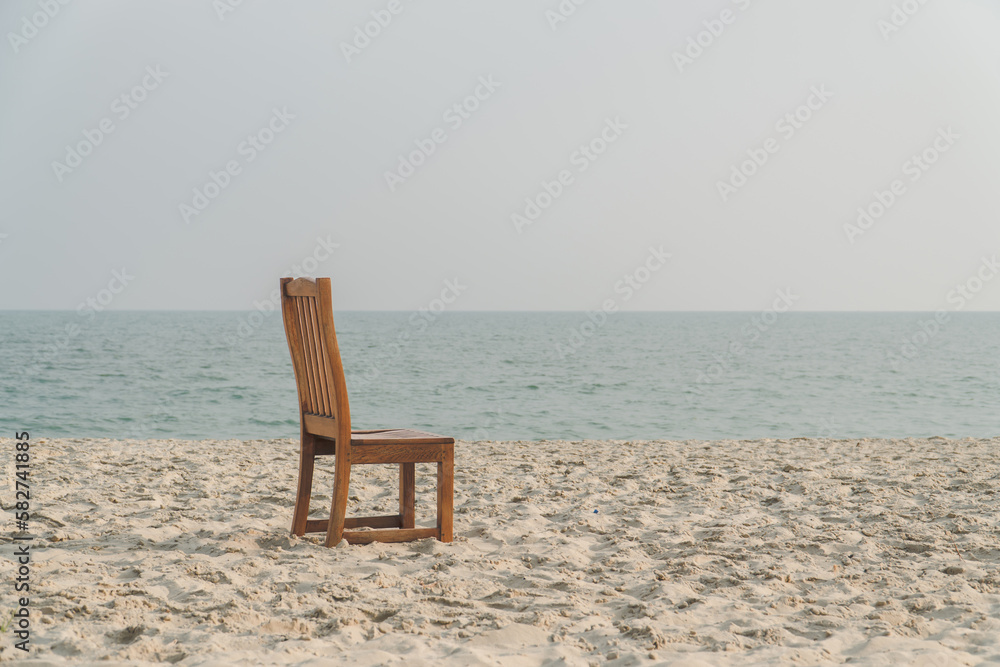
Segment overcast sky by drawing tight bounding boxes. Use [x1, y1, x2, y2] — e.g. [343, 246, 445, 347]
[2, 0, 999, 311]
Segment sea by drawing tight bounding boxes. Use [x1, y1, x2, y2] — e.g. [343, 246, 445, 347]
[2, 311, 998, 442]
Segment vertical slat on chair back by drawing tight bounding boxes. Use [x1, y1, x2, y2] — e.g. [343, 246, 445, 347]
[280, 278, 351, 431]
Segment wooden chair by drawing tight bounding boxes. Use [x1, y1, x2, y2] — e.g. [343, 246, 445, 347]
[279, 277, 455, 546]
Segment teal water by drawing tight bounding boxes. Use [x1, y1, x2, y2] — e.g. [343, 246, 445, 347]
[2, 311, 998, 441]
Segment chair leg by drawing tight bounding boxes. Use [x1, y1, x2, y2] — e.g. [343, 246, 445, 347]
[399, 463, 415, 529]
[437, 445, 454, 542]
[325, 457, 351, 547]
[291, 435, 316, 537]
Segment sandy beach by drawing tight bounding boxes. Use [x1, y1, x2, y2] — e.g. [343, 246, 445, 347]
[2, 436, 999, 665]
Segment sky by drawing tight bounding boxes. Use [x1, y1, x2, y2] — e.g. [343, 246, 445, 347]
[2, 0, 1000, 312]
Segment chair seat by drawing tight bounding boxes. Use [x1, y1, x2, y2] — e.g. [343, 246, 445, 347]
[351, 429, 455, 446]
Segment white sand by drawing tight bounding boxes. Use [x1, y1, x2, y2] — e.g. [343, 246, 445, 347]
[2, 436, 999, 666]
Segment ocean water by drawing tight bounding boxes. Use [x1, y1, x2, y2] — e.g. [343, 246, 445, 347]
[2, 311, 999, 441]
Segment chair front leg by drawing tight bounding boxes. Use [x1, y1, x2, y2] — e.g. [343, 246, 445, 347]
[399, 463, 415, 529]
[437, 445, 454, 542]
[291, 434, 316, 536]
[325, 450, 352, 547]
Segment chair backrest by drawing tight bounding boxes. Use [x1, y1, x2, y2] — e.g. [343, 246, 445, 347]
[280, 277, 351, 438]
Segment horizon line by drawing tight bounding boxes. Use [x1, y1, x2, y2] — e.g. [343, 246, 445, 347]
[3, 309, 1000, 314]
